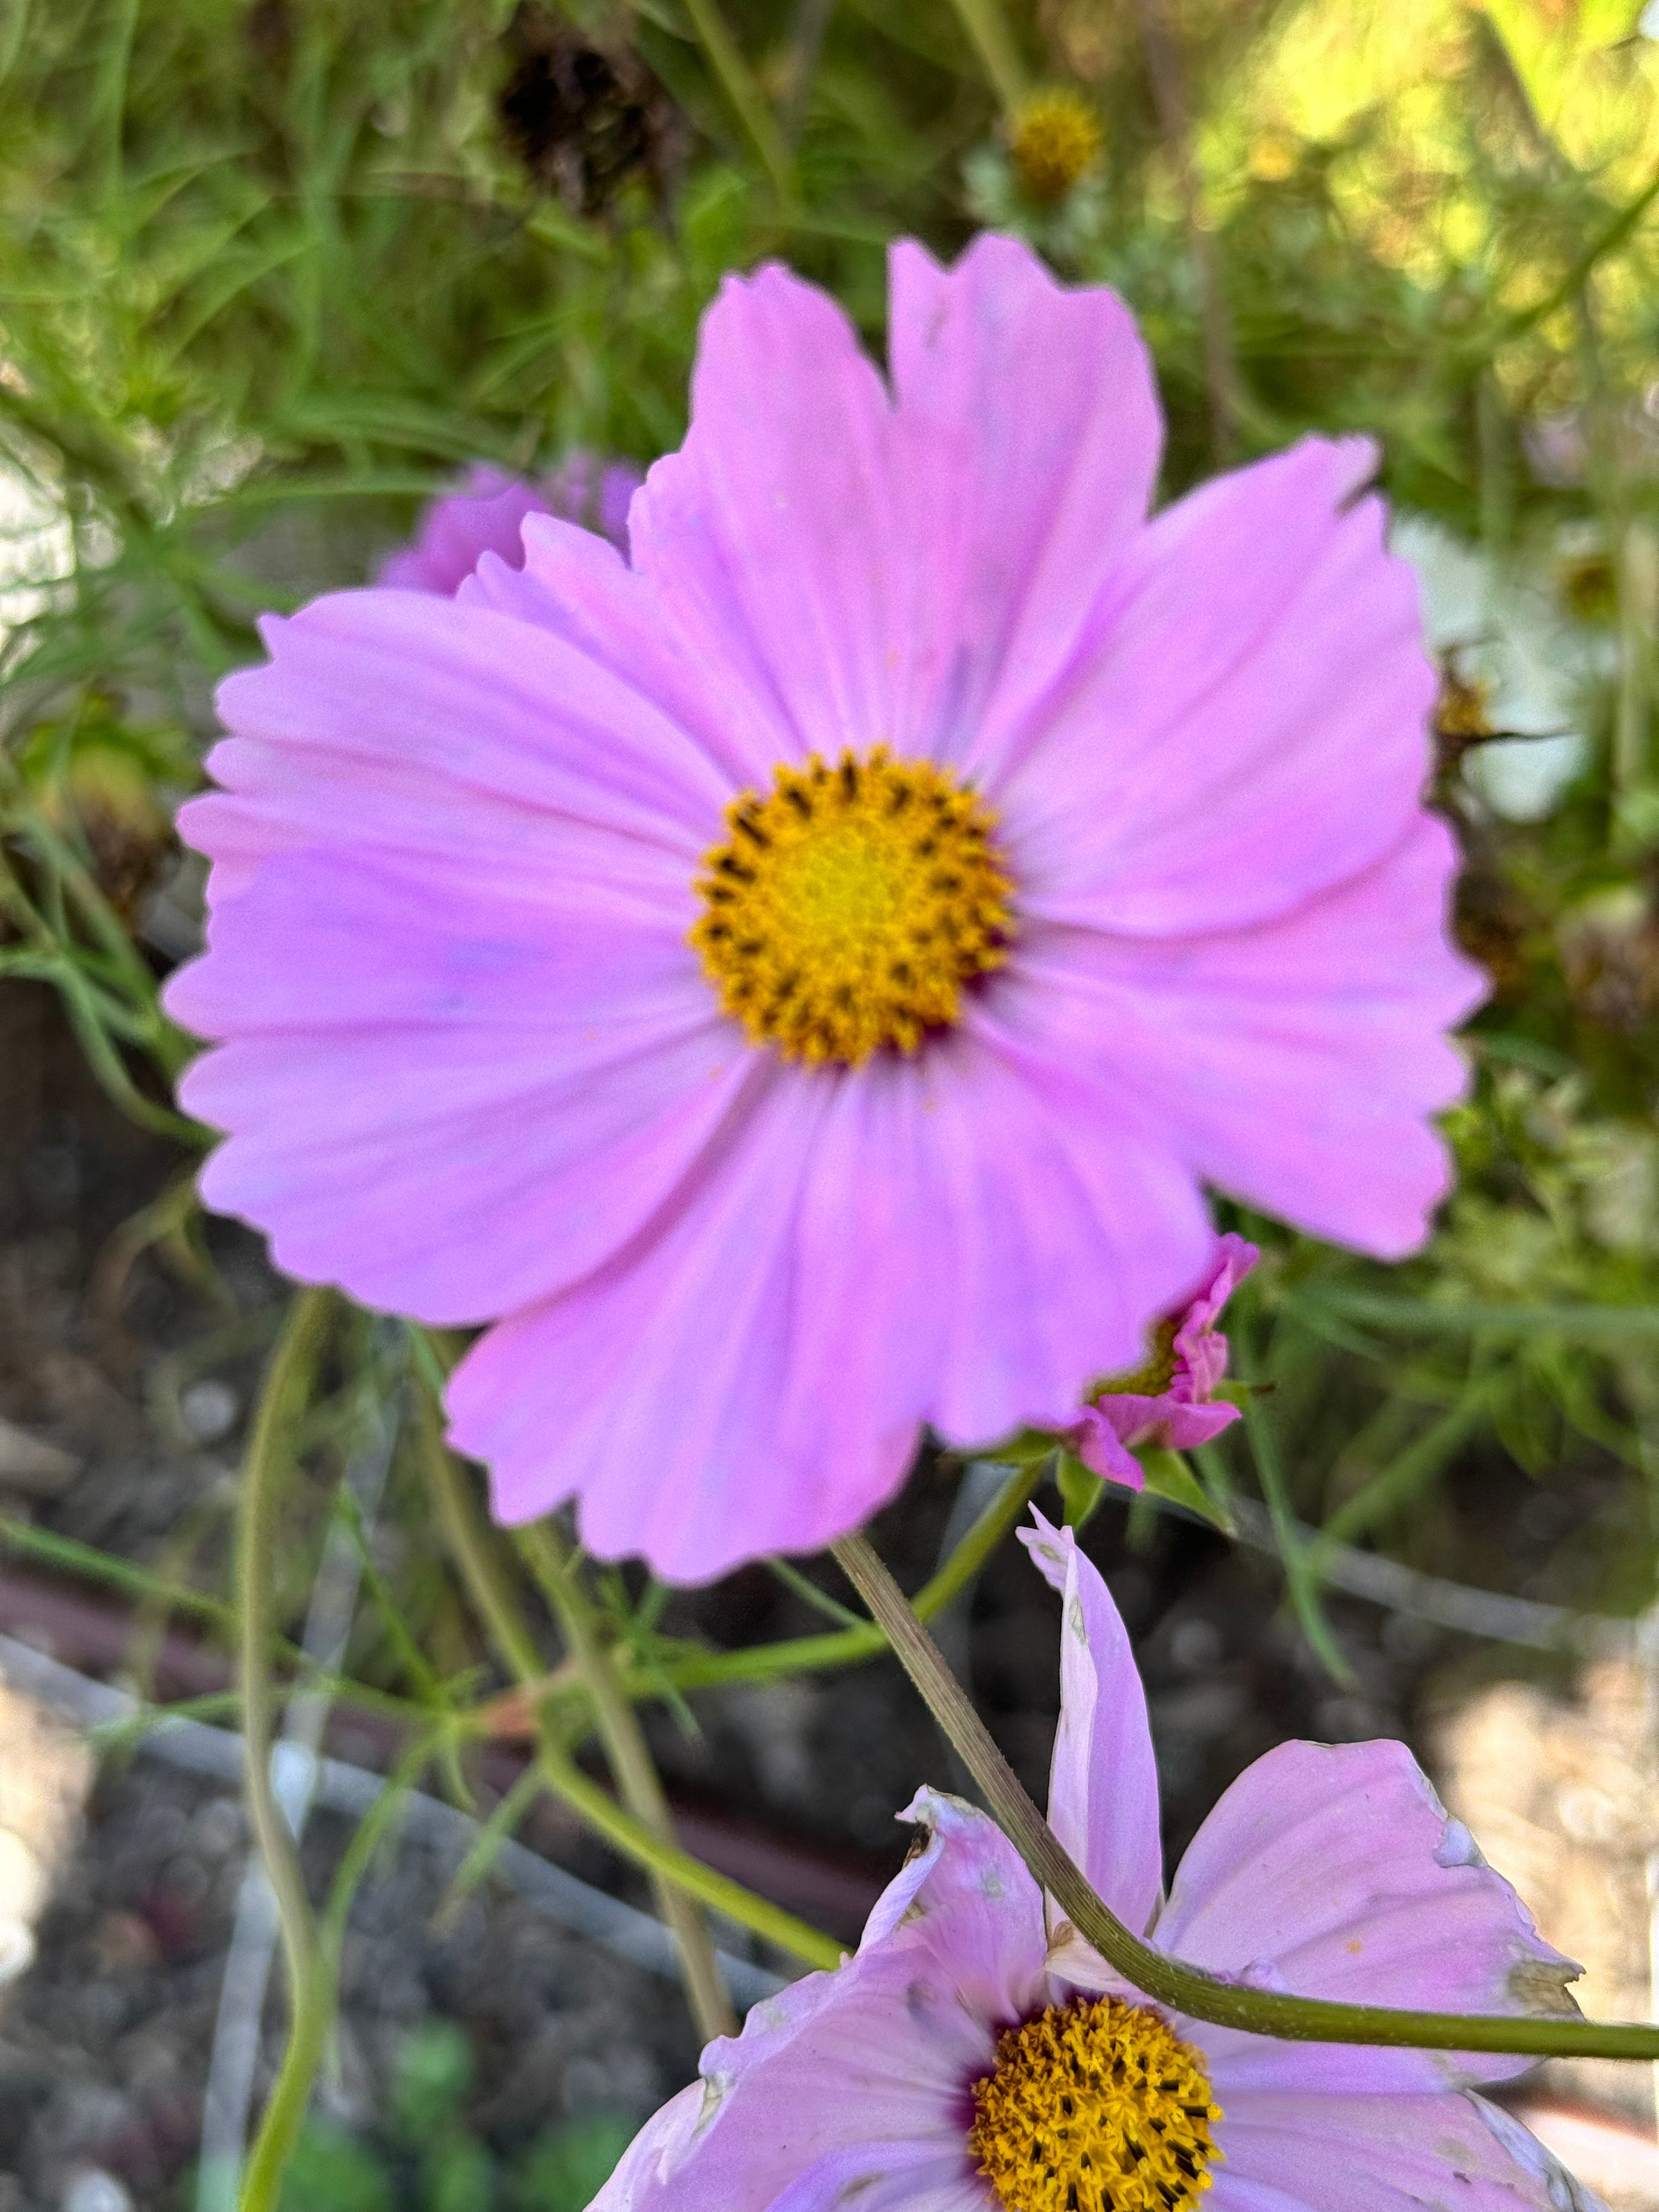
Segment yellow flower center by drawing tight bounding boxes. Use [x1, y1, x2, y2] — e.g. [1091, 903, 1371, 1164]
[1009, 91, 1103, 205]
[690, 747, 1014, 1066]
[969, 1996, 1222, 2212]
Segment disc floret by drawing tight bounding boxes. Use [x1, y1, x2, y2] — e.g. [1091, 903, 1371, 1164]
[969, 1995, 1222, 2212]
[691, 747, 1013, 1066]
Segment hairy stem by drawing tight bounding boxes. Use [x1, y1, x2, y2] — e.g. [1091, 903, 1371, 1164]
[832, 1531, 1659, 2061]
[517, 1522, 736, 2041]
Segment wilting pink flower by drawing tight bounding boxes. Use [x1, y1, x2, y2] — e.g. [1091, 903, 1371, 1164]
[592, 1512, 1600, 2212]
[377, 455, 640, 594]
[1070, 1232, 1257, 1489]
[165, 233, 1481, 1580]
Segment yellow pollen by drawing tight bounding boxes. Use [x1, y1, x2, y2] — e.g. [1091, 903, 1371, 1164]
[690, 747, 1013, 1067]
[1433, 664, 1495, 746]
[1091, 1317, 1180, 1404]
[969, 1996, 1222, 2212]
[1009, 90, 1103, 205]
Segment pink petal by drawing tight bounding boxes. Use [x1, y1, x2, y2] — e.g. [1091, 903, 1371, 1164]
[625, 261, 929, 770]
[1172, 1232, 1259, 1396]
[378, 456, 642, 595]
[378, 467, 557, 595]
[625, 238, 1160, 797]
[444, 1063, 932, 1578]
[460, 513, 786, 793]
[1015, 819, 1483, 1257]
[918, 1012, 1214, 1443]
[447, 1021, 1210, 1576]
[1068, 1406, 1147, 1489]
[1209, 2090, 1607, 2212]
[1160, 1739, 1583, 2097]
[884, 233, 1161, 780]
[170, 848, 747, 1324]
[179, 586, 731, 900]
[999, 439, 1439, 934]
[1018, 1513, 1164, 1937]
[1075, 1393, 1239, 1476]
[589, 1790, 1044, 2212]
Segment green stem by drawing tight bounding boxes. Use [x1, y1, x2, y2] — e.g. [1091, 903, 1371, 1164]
[831, 1532, 1659, 2061]
[1319, 1386, 1492, 1550]
[1292, 1290, 1659, 1342]
[1242, 1395, 1351, 1686]
[517, 1522, 737, 2042]
[680, 0, 795, 205]
[236, 1289, 337, 2212]
[420, 1414, 840, 1979]
[617, 1456, 1046, 1700]
[533, 1733, 843, 1974]
[944, 0, 1026, 110]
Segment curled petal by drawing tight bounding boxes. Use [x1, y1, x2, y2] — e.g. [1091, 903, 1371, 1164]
[1018, 1512, 1164, 1937]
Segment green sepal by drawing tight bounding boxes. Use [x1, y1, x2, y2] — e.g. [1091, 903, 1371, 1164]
[1138, 1447, 1236, 1535]
[1056, 1447, 1108, 1530]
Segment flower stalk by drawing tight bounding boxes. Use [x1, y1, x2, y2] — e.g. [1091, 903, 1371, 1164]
[831, 1529, 1659, 2062]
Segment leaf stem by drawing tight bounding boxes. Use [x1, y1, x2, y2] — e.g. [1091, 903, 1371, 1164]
[830, 1530, 1659, 2061]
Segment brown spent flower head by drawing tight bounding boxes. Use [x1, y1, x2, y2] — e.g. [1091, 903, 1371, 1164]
[1009, 89, 1103, 205]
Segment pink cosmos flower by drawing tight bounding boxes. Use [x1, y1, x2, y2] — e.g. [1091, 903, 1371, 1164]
[1069, 1233, 1258, 1490]
[164, 233, 1482, 1581]
[377, 454, 640, 595]
[591, 1512, 1601, 2212]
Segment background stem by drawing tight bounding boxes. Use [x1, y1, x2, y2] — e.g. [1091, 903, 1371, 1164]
[235, 1289, 337, 2212]
[517, 1522, 736, 2041]
[421, 1414, 840, 1978]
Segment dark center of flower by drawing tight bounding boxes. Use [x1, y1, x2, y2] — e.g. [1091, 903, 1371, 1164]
[689, 747, 1013, 1067]
[969, 1996, 1222, 2212]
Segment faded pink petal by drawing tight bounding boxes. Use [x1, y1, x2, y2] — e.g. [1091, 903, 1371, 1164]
[1163, 1737, 1582, 2097]
[589, 1791, 1044, 2212]
[1208, 2090, 1606, 2212]
[1018, 1511, 1163, 1937]
[378, 454, 640, 595]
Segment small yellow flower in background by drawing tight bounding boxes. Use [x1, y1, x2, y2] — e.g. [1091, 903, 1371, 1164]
[1008, 88, 1102, 204]
[1248, 130, 1298, 182]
